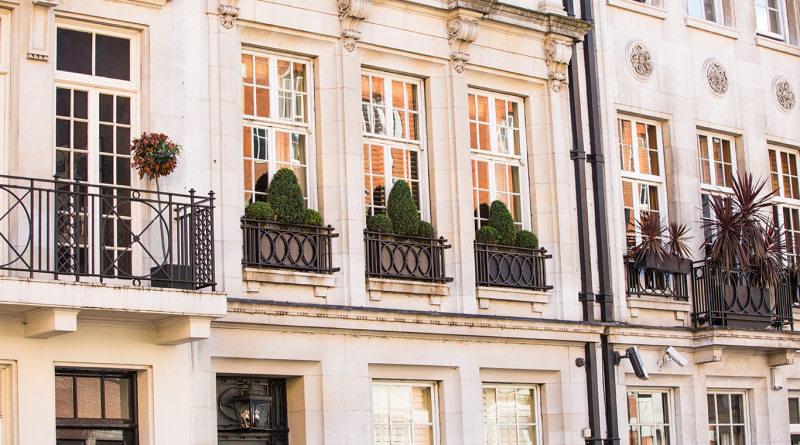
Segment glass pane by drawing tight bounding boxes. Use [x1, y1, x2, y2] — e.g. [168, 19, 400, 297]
[477, 95, 489, 122]
[414, 426, 433, 445]
[293, 62, 306, 92]
[469, 94, 476, 120]
[654, 425, 668, 445]
[56, 88, 71, 117]
[277, 60, 292, 90]
[497, 388, 516, 424]
[638, 393, 654, 424]
[519, 425, 536, 445]
[74, 122, 88, 151]
[619, 119, 633, 171]
[484, 388, 498, 423]
[708, 394, 717, 424]
[407, 83, 418, 111]
[117, 127, 131, 156]
[699, 135, 710, 184]
[243, 85, 254, 116]
[255, 57, 269, 86]
[485, 426, 499, 445]
[719, 426, 732, 445]
[57, 28, 92, 75]
[732, 425, 744, 445]
[390, 385, 412, 423]
[392, 425, 412, 445]
[56, 120, 71, 148]
[99, 125, 114, 153]
[117, 157, 131, 186]
[709, 426, 718, 445]
[630, 426, 640, 445]
[717, 395, 731, 424]
[373, 385, 389, 423]
[499, 425, 518, 445]
[516, 388, 533, 423]
[412, 386, 432, 423]
[374, 425, 391, 445]
[76, 377, 102, 418]
[657, 392, 669, 424]
[790, 398, 799, 424]
[74, 91, 88, 120]
[730, 394, 742, 424]
[241, 54, 253, 84]
[116, 96, 131, 126]
[627, 392, 638, 424]
[104, 378, 130, 419]
[55, 376, 74, 418]
[95, 34, 131, 81]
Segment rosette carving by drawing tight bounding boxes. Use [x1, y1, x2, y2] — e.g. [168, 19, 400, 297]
[705, 60, 728, 95]
[773, 77, 795, 112]
[337, 0, 372, 52]
[447, 16, 480, 73]
[544, 39, 573, 92]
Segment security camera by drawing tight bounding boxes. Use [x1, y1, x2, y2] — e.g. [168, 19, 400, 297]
[614, 346, 650, 381]
[658, 346, 688, 370]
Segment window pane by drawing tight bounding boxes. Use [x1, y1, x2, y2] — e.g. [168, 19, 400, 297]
[375, 425, 391, 445]
[699, 135, 711, 184]
[392, 425, 412, 444]
[242, 54, 253, 84]
[484, 388, 498, 423]
[95, 34, 131, 81]
[390, 386, 412, 423]
[630, 426, 640, 445]
[516, 388, 533, 423]
[414, 426, 433, 445]
[485, 425, 499, 445]
[708, 394, 717, 424]
[730, 394, 742, 424]
[55, 376, 74, 418]
[497, 388, 516, 424]
[627, 392, 638, 423]
[76, 377, 102, 418]
[619, 119, 634, 171]
[519, 425, 536, 445]
[255, 57, 269, 86]
[717, 395, 731, 424]
[638, 393, 654, 424]
[57, 28, 92, 75]
[293, 62, 306, 92]
[499, 425, 517, 445]
[732, 425, 745, 445]
[373, 385, 389, 423]
[412, 386, 432, 423]
[104, 377, 130, 419]
[790, 398, 799, 424]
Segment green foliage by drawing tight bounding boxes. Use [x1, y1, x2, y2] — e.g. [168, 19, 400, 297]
[387, 180, 420, 236]
[488, 200, 516, 246]
[476, 226, 501, 245]
[254, 172, 270, 202]
[416, 221, 435, 239]
[301, 209, 322, 227]
[515, 230, 539, 249]
[245, 202, 275, 221]
[367, 214, 394, 234]
[268, 168, 305, 224]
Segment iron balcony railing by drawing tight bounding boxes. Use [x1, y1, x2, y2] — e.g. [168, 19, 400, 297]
[0, 174, 215, 290]
[691, 260, 794, 329]
[242, 219, 339, 274]
[364, 230, 452, 283]
[474, 242, 552, 291]
[625, 261, 689, 300]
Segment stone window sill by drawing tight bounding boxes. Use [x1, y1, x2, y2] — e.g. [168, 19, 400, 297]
[366, 277, 450, 306]
[606, 0, 668, 20]
[627, 295, 690, 321]
[243, 268, 336, 298]
[755, 36, 800, 57]
[684, 17, 739, 39]
[476, 286, 550, 315]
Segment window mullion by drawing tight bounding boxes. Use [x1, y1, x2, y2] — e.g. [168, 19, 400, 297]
[488, 97, 497, 154]
[385, 78, 394, 139]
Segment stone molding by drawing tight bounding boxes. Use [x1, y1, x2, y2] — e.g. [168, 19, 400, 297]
[544, 38, 572, 92]
[217, 0, 240, 29]
[626, 39, 652, 82]
[337, 0, 372, 52]
[772, 76, 795, 113]
[117, 0, 171, 6]
[703, 58, 729, 97]
[28, 0, 58, 61]
[447, 13, 480, 73]
[476, 286, 549, 315]
[366, 277, 449, 306]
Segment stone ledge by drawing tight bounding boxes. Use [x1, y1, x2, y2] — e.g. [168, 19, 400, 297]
[755, 36, 800, 57]
[243, 268, 336, 298]
[684, 17, 739, 39]
[366, 277, 450, 306]
[606, 0, 667, 20]
[627, 296, 691, 320]
[476, 286, 549, 314]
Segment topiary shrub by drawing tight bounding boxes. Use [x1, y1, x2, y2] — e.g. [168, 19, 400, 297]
[245, 201, 275, 221]
[387, 180, 420, 237]
[301, 209, 322, 227]
[268, 168, 305, 225]
[488, 200, 516, 246]
[416, 221, 435, 239]
[367, 214, 394, 234]
[515, 230, 539, 249]
[476, 226, 501, 245]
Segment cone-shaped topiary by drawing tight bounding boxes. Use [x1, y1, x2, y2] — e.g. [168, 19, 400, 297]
[367, 214, 394, 234]
[515, 230, 539, 249]
[301, 209, 322, 226]
[416, 221, 435, 239]
[387, 180, 420, 236]
[476, 226, 501, 245]
[488, 200, 516, 246]
[245, 202, 275, 221]
[268, 168, 305, 224]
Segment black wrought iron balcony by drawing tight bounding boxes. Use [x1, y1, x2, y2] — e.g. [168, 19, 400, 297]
[0, 174, 215, 290]
[691, 260, 794, 330]
[242, 219, 339, 274]
[625, 261, 689, 300]
[474, 242, 552, 291]
[364, 230, 452, 283]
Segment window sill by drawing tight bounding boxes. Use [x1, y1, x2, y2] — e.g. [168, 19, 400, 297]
[755, 36, 800, 57]
[684, 17, 739, 40]
[366, 276, 450, 306]
[627, 295, 690, 322]
[243, 267, 336, 298]
[476, 286, 550, 315]
[606, 0, 668, 20]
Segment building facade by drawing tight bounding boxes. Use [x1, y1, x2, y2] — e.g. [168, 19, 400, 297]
[0, 0, 797, 445]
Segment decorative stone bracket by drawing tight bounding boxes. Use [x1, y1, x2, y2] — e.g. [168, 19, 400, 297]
[337, 0, 372, 52]
[447, 13, 480, 73]
[544, 38, 573, 92]
[218, 0, 240, 30]
[28, 0, 58, 61]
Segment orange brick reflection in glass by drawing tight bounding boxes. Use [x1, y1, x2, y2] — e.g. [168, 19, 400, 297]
[365, 144, 386, 209]
[55, 375, 74, 418]
[469, 94, 490, 151]
[242, 55, 269, 118]
[76, 377, 102, 419]
[618, 119, 634, 172]
[104, 379, 122, 419]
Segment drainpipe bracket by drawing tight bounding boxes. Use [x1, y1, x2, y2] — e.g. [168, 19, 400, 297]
[579, 291, 595, 302]
[587, 153, 605, 163]
[595, 292, 614, 303]
[570, 149, 587, 160]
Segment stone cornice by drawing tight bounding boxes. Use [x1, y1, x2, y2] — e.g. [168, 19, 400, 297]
[607, 325, 800, 350]
[446, 0, 592, 40]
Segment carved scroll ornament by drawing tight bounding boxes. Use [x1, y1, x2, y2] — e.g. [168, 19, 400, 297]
[218, 0, 241, 29]
[338, 0, 372, 52]
[544, 39, 573, 92]
[447, 16, 480, 73]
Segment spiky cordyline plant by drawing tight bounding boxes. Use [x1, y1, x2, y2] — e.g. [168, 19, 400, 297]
[629, 213, 668, 263]
[666, 222, 693, 258]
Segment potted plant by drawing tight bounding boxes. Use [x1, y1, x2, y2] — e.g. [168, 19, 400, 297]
[629, 214, 692, 275]
[130, 133, 187, 288]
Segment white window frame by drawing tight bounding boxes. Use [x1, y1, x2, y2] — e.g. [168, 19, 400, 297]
[618, 116, 667, 248]
[370, 380, 440, 445]
[754, 0, 790, 40]
[481, 384, 543, 445]
[626, 388, 674, 445]
[697, 131, 737, 196]
[361, 70, 429, 220]
[769, 147, 800, 267]
[469, 89, 531, 231]
[687, 0, 726, 23]
[241, 49, 317, 209]
[707, 391, 750, 445]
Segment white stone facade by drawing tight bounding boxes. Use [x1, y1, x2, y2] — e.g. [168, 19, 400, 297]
[0, 0, 797, 445]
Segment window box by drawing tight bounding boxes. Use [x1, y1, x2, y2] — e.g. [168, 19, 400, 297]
[474, 242, 552, 291]
[631, 252, 692, 275]
[364, 230, 451, 283]
[241, 218, 339, 274]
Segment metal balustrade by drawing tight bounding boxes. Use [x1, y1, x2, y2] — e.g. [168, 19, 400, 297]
[364, 230, 452, 283]
[691, 260, 794, 329]
[242, 219, 339, 274]
[0, 174, 215, 290]
[474, 242, 552, 290]
[625, 261, 689, 300]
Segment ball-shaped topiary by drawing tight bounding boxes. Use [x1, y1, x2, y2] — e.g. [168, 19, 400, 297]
[245, 201, 275, 221]
[387, 180, 420, 236]
[416, 221, 435, 239]
[488, 200, 516, 246]
[476, 226, 501, 245]
[515, 230, 539, 249]
[301, 209, 322, 226]
[268, 168, 305, 225]
[367, 214, 394, 234]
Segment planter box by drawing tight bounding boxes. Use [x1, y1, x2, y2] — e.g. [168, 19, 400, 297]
[633, 252, 691, 275]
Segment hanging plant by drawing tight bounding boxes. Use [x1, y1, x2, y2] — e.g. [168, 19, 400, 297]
[131, 132, 182, 191]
